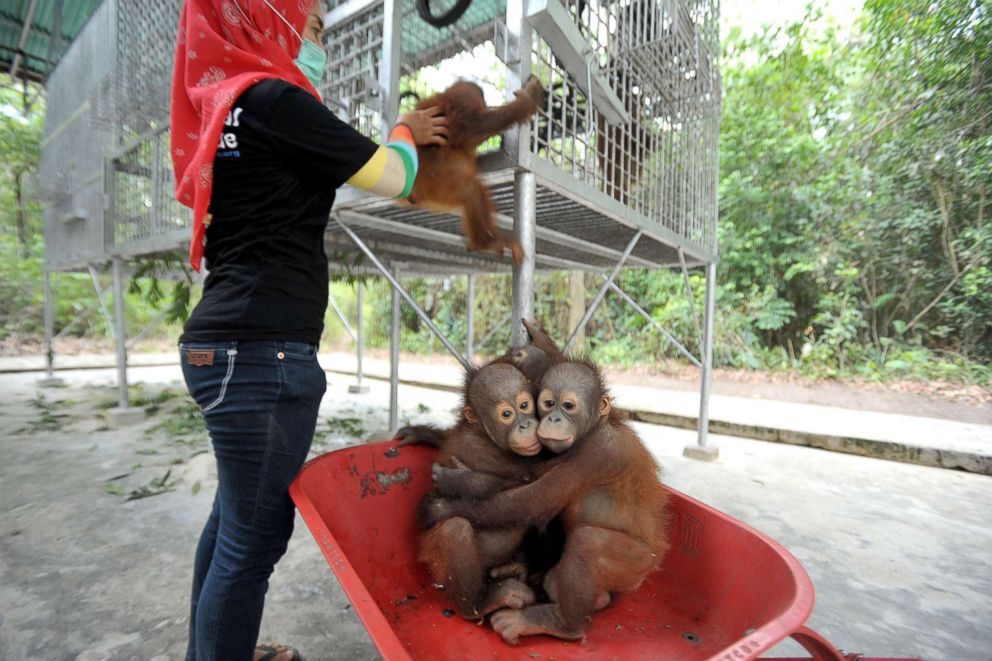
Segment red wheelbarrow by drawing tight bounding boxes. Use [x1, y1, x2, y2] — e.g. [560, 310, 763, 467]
[290, 441, 921, 661]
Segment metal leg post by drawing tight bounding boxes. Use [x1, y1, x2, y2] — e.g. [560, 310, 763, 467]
[389, 279, 400, 434]
[39, 269, 64, 387]
[684, 261, 719, 461]
[112, 258, 128, 409]
[349, 282, 370, 394]
[511, 171, 537, 348]
[678, 247, 703, 350]
[466, 274, 476, 364]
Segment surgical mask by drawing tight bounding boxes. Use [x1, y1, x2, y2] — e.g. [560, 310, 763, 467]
[236, 0, 327, 90]
[294, 38, 327, 90]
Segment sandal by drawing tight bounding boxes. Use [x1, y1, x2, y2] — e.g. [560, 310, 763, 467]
[254, 642, 304, 661]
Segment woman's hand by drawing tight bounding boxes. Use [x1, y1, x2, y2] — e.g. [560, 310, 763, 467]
[398, 107, 448, 147]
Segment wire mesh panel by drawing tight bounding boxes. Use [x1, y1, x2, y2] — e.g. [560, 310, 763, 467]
[39, 0, 117, 270]
[104, 0, 189, 254]
[94, 0, 182, 137]
[322, 0, 506, 139]
[109, 128, 191, 254]
[323, 0, 387, 139]
[42, 0, 185, 267]
[529, 0, 721, 255]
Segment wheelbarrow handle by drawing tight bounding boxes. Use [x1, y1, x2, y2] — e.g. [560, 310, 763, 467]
[788, 626, 849, 660]
[777, 626, 924, 661]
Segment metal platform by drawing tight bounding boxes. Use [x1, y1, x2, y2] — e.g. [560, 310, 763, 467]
[328, 162, 710, 278]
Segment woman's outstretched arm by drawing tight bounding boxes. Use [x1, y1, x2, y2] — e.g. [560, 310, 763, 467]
[346, 108, 447, 198]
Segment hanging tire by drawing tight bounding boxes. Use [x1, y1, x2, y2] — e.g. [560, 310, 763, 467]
[416, 0, 473, 27]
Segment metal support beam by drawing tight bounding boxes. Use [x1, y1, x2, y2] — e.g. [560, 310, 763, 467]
[43, 269, 54, 377]
[491, 211, 658, 269]
[88, 265, 116, 342]
[475, 310, 512, 355]
[684, 262, 718, 461]
[466, 274, 476, 365]
[605, 278, 702, 368]
[338, 208, 595, 272]
[45, 0, 65, 71]
[378, 0, 402, 131]
[678, 247, 703, 349]
[112, 258, 128, 409]
[389, 280, 400, 433]
[9, 0, 40, 79]
[564, 231, 644, 351]
[328, 292, 358, 342]
[511, 172, 537, 347]
[505, 0, 534, 164]
[53, 297, 103, 340]
[126, 308, 169, 350]
[335, 218, 472, 370]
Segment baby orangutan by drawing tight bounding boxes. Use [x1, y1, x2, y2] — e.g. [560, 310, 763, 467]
[409, 77, 544, 264]
[422, 360, 670, 644]
[396, 362, 552, 619]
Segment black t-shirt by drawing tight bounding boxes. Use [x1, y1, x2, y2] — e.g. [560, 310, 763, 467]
[180, 78, 379, 344]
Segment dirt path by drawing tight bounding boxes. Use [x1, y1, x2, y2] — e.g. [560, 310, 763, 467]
[4, 336, 989, 423]
[350, 348, 992, 424]
[605, 367, 992, 425]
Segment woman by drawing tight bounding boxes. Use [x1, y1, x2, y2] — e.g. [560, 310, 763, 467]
[169, 1, 447, 659]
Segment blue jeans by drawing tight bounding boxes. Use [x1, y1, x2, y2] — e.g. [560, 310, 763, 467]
[180, 340, 326, 661]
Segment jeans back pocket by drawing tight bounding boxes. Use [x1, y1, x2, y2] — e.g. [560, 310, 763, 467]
[180, 343, 238, 413]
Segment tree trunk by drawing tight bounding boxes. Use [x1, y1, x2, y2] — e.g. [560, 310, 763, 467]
[14, 170, 29, 258]
[568, 270, 586, 352]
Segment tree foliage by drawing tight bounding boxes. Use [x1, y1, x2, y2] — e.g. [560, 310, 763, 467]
[837, 0, 992, 359]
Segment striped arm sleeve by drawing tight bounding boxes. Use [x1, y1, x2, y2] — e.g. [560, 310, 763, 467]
[346, 124, 419, 199]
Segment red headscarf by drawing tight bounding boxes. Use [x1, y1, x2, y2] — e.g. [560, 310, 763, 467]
[170, 0, 321, 271]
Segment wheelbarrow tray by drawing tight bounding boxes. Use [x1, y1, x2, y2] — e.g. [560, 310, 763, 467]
[290, 441, 816, 660]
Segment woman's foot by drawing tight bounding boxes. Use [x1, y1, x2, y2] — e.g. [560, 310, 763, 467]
[255, 642, 303, 661]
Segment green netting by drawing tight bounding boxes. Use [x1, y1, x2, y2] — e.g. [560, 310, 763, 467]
[400, 0, 506, 66]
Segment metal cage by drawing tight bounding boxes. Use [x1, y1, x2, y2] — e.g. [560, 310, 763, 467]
[40, 0, 188, 270]
[41, 0, 719, 272]
[323, 0, 720, 275]
[39, 0, 722, 455]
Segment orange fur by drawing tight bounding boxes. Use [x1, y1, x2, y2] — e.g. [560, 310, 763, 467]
[409, 78, 544, 264]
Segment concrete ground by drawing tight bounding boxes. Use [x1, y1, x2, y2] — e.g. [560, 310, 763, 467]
[7, 351, 990, 474]
[1, 364, 990, 660]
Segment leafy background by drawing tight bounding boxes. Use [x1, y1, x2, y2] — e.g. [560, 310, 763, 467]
[1, 0, 988, 385]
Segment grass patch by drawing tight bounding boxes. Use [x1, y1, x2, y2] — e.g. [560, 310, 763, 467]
[326, 416, 365, 439]
[124, 469, 178, 501]
[26, 394, 71, 432]
[146, 399, 207, 439]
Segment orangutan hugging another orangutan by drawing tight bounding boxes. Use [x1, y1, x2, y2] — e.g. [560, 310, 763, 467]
[395, 321, 567, 618]
[409, 321, 669, 643]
